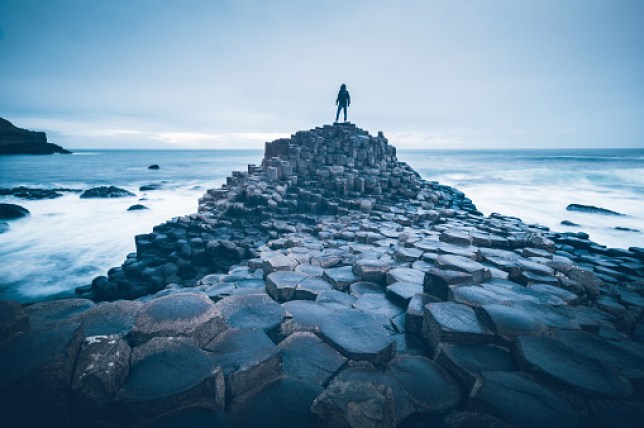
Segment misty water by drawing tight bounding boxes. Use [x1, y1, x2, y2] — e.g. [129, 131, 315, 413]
[1, 148, 643, 303]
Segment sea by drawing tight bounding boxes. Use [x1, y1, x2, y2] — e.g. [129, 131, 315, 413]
[1, 148, 643, 303]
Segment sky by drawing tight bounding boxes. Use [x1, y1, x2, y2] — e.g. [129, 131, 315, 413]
[0, 0, 643, 150]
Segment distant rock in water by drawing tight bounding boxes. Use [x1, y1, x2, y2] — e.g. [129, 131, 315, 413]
[0, 222, 8, 233]
[0, 186, 82, 200]
[127, 204, 148, 211]
[560, 220, 580, 227]
[80, 186, 135, 199]
[0, 203, 30, 219]
[614, 226, 640, 233]
[566, 203, 625, 216]
[148, 164, 160, 170]
[139, 183, 163, 191]
[0, 117, 71, 155]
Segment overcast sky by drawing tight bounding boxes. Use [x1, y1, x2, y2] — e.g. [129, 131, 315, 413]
[0, 0, 643, 149]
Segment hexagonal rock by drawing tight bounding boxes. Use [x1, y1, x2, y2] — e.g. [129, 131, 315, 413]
[393, 246, 424, 262]
[424, 268, 474, 300]
[316, 290, 357, 309]
[205, 328, 281, 400]
[353, 258, 392, 284]
[114, 337, 224, 425]
[280, 300, 335, 337]
[386, 355, 463, 414]
[405, 293, 440, 336]
[324, 266, 360, 292]
[439, 229, 472, 246]
[230, 377, 323, 428]
[435, 255, 491, 283]
[437, 243, 481, 261]
[311, 380, 396, 428]
[71, 335, 131, 424]
[0, 322, 83, 426]
[0, 300, 28, 342]
[508, 301, 580, 330]
[529, 283, 579, 305]
[514, 335, 633, 398]
[422, 302, 491, 353]
[449, 285, 506, 307]
[353, 293, 405, 321]
[386, 281, 423, 305]
[295, 263, 325, 277]
[24, 298, 95, 328]
[216, 294, 286, 335]
[470, 371, 580, 428]
[129, 293, 226, 346]
[475, 304, 547, 344]
[295, 277, 333, 300]
[436, 343, 514, 391]
[265, 271, 307, 301]
[279, 332, 347, 385]
[585, 399, 644, 428]
[76, 300, 143, 337]
[350, 281, 386, 298]
[262, 254, 299, 275]
[386, 267, 425, 286]
[318, 309, 396, 365]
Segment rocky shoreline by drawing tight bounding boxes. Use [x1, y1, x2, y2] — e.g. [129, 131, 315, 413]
[1, 123, 643, 427]
[0, 117, 70, 155]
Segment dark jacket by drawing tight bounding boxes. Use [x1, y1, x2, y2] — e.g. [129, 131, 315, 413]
[336, 89, 351, 107]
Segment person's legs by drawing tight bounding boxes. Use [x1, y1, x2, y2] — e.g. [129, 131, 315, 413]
[343, 105, 347, 122]
[335, 105, 342, 122]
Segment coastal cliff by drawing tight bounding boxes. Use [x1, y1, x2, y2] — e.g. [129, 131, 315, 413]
[1, 123, 643, 427]
[0, 117, 70, 155]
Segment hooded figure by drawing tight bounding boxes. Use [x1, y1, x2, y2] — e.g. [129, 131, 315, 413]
[335, 84, 351, 123]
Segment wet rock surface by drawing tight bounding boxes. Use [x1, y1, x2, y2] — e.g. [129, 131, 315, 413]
[2, 123, 643, 426]
[0, 202, 29, 219]
[80, 185, 136, 198]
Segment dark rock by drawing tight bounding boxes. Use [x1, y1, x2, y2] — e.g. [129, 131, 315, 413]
[140, 183, 163, 191]
[216, 293, 286, 334]
[316, 289, 357, 309]
[80, 186, 135, 198]
[318, 309, 396, 365]
[205, 328, 281, 400]
[386, 281, 423, 305]
[514, 334, 633, 398]
[0, 116, 70, 154]
[353, 293, 405, 321]
[615, 226, 640, 232]
[280, 300, 335, 337]
[470, 371, 580, 428]
[279, 332, 347, 385]
[71, 335, 131, 424]
[424, 268, 474, 300]
[0, 203, 29, 220]
[266, 270, 307, 301]
[324, 265, 360, 292]
[114, 336, 224, 425]
[476, 304, 547, 344]
[128, 203, 149, 210]
[129, 292, 225, 346]
[148, 164, 160, 169]
[25, 298, 95, 328]
[76, 300, 143, 337]
[386, 267, 425, 286]
[566, 203, 625, 216]
[0, 186, 79, 199]
[0, 222, 7, 233]
[436, 343, 514, 391]
[586, 399, 644, 428]
[0, 300, 29, 343]
[0, 322, 83, 426]
[561, 220, 580, 226]
[353, 258, 392, 284]
[311, 380, 396, 428]
[435, 255, 491, 283]
[230, 378, 323, 428]
[422, 302, 491, 353]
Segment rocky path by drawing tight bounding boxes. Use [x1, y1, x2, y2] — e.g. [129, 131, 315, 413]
[1, 123, 643, 427]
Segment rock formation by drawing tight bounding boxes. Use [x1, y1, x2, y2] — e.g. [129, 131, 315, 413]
[1, 123, 643, 427]
[0, 117, 70, 155]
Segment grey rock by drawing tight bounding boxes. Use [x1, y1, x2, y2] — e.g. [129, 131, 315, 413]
[24, 298, 95, 329]
[386, 267, 425, 286]
[0, 300, 28, 343]
[129, 292, 225, 346]
[476, 304, 547, 344]
[205, 328, 281, 400]
[324, 265, 360, 292]
[436, 343, 514, 391]
[76, 300, 143, 337]
[279, 332, 347, 385]
[422, 302, 491, 354]
[0, 203, 29, 219]
[80, 186, 135, 198]
[435, 255, 491, 283]
[424, 268, 474, 300]
[216, 294, 286, 334]
[266, 270, 307, 301]
[386, 281, 423, 305]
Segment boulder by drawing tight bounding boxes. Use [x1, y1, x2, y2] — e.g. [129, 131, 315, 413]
[266, 270, 307, 301]
[0, 203, 29, 220]
[424, 268, 474, 300]
[80, 186, 135, 198]
[128, 204, 149, 211]
[148, 164, 160, 169]
[353, 258, 391, 284]
[566, 203, 625, 216]
[129, 292, 225, 346]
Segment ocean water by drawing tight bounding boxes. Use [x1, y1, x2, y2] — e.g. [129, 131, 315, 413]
[1, 148, 643, 303]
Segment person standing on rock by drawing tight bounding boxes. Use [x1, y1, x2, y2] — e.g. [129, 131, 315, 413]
[335, 84, 351, 123]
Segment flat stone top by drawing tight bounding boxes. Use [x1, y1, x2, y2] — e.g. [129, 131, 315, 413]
[515, 335, 633, 398]
[205, 328, 278, 375]
[216, 293, 286, 331]
[119, 337, 216, 401]
[440, 343, 514, 373]
[318, 309, 395, 361]
[136, 292, 217, 327]
[425, 302, 487, 335]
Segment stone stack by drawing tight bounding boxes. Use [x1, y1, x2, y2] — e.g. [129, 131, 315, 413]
[2, 123, 641, 427]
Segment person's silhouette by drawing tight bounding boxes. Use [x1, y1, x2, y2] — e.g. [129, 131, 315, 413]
[335, 84, 351, 123]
